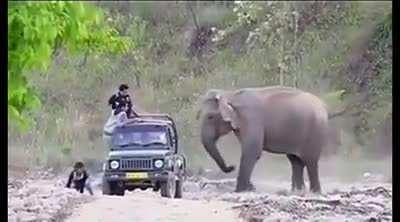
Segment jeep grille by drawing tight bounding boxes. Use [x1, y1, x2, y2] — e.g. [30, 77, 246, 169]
[121, 159, 153, 170]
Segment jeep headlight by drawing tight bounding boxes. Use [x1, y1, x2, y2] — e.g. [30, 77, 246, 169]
[110, 160, 119, 169]
[154, 159, 164, 168]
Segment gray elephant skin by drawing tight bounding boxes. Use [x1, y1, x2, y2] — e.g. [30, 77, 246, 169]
[197, 86, 331, 193]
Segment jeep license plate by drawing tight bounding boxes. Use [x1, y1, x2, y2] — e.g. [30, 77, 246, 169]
[126, 172, 148, 179]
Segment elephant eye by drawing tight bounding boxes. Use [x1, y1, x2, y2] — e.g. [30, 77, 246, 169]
[207, 115, 214, 120]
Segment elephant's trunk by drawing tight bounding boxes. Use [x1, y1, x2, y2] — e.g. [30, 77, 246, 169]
[201, 134, 234, 173]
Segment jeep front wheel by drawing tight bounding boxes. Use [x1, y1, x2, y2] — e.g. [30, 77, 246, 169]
[103, 180, 125, 196]
[160, 177, 176, 198]
[102, 178, 112, 195]
[114, 187, 125, 196]
[113, 182, 125, 196]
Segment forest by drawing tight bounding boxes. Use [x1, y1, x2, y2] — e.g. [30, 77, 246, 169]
[8, 1, 392, 172]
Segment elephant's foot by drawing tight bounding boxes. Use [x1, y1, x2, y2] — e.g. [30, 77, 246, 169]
[310, 182, 321, 194]
[222, 165, 235, 173]
[291, 183, 305, 194]
[291, 187, 306, 196]
[234, 182, 255, 192]
[310, 187, 322, 194]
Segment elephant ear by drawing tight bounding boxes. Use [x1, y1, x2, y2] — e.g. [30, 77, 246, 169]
[217, 95, 240, 130]
[195, 89, 220, 120]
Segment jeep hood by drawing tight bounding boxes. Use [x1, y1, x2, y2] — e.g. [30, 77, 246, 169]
[108, 149, 171, 158]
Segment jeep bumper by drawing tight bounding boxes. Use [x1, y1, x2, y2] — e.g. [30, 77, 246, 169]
[103, 171, 171, 183]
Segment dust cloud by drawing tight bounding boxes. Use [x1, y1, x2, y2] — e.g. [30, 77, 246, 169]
[189, 128, 392, 193]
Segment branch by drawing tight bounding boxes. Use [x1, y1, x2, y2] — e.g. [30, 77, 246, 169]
[79, 51, 89, 69]
[120, 54, 141, 88]
[328, 108, 347, 119]
[328, 93, 370, 119]
[328, 106, 364, 119]
[186, 2, 200, 31]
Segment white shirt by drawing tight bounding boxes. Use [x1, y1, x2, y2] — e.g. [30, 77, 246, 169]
[104, 110, 128, 134]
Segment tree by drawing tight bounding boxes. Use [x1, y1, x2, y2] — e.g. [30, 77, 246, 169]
[8, 1, 132, 131]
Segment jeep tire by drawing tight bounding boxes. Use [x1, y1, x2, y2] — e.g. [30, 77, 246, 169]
[113, 182, 125, 196]
[102, 178, 112, 195]
[160, 177, 176, 198]
[102, 180, 125, 196]
[114, 187, 125, 196]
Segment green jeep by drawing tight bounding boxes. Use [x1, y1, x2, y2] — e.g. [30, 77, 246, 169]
[102, 114, 186, 198]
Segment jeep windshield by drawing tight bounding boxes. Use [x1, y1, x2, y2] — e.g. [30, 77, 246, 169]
[111, 125, 169, 149]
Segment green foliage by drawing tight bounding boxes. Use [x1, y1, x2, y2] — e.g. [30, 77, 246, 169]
[322, 90, 346, 110]
[8, 2, 132, 131]
[340, 7, 392, 141]
[9, 2, 392, 170]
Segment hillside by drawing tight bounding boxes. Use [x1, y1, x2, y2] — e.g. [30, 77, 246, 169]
[8, 1, 392, 171]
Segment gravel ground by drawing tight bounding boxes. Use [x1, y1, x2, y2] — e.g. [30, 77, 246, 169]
[183, 176, 392, 222]
[8, 168, 392, 222]
[8, 169, 95, 222]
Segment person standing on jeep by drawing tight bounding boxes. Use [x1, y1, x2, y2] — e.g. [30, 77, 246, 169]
[108, 84, 138, 118]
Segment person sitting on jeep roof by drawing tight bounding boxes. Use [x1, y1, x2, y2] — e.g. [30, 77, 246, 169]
[114, 103, 129, 117]
[104, 103, 129, 133]
[108, 84, 138, 118]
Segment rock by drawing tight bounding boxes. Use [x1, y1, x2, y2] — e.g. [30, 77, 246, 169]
[363, 172, 371, 178]
[38, 193, 50, 199]
[16, 189, 27, 198]
[8, 179, 23, 189]
[183, 182, 201, 193]
[52, 204, 62, 212]
[8, 172, 94, 222]
[37, 213, 52, 221]
[263, 213, 292, 222]
[10, 198, 25, 211]
[23, 196, 40, 209]
[27, 187, 40, 195]
[7, 216, 18, 222]
[17, 211, 38, 222]
[276, 189, 289, 196]
[8, 211, 17, 221]
[26, 204, 43, 213]
[248, 215, 264, 222]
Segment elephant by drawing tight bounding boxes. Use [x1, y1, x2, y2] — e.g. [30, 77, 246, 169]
[196, 86, 330, 193]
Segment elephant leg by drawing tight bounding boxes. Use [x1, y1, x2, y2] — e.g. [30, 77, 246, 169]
[235, 153, 259, 192]
[235, 128, 264, 192]
[287, 154, 305, 192]
[305, 160, 321, 193]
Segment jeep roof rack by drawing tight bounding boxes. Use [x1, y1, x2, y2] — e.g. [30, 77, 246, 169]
[123, 114, 175, 126]
[121, 114, 179, 151]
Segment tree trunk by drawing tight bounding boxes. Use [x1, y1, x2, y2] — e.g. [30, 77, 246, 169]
[133, 70, 141, 88]
[293, 6, 299, 88]
[186, 2, 200, 31]
[279, 43, 285, 86]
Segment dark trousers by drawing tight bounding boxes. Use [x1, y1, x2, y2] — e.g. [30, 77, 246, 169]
[73, 179, 93, 195]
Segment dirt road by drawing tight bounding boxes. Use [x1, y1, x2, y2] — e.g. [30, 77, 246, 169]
[8, 172, 392, 222]
[66, 190, 241, 222]
[8, 157, 392, 222]
[63, 175, 392, 222]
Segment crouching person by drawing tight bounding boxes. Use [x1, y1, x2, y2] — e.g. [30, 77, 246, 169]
[66, 161, 94, 195]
